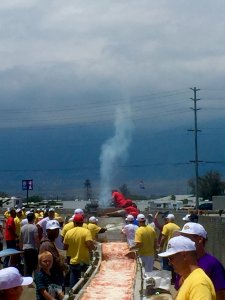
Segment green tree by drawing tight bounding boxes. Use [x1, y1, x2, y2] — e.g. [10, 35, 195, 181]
[28, 195, 43, 203]
[0, 191, 9, 198]
[188, 170, 223, 200]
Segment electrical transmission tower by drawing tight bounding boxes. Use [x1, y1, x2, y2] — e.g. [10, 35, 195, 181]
[188, 87, 202, 209]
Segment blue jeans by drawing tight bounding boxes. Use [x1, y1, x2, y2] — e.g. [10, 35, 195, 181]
[69, 264, 88, 288]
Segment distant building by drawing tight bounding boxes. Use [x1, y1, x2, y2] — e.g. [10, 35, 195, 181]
[63, 199, 91, 210]
[0, 197, 23, 208]
[134, 195, 196, 212]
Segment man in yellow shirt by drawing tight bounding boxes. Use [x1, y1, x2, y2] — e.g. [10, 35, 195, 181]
[158, 235, 216, 300]
[87, 216, 107, 240]
[159, 213, 180, 275]
[61, 209, 88, 242]
[63, 214, 94, 288]
[34, 208, 42, 223]
[21, 207, 26, 219]
[14, 209, 23, 241]
[130, 213, 157, 273]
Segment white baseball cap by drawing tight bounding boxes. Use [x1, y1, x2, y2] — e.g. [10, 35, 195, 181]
[49, 208, 55, 212]
[74, 208, 84, 215]
[46, 220, 60, 230]
[137, 214, 146, 221]
[158, 236, 196, 257]
[125, 214, 134, 221]
[0, 267, 33, 290]
[16, 208, 22, 213]
[165, 213, 175, 220]
[180, 222, 207, 239]
[89, 216, 98, 223]
[182, 214, 190, 221]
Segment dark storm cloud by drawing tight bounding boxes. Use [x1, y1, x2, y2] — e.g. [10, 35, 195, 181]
[1, 1, 225, 195]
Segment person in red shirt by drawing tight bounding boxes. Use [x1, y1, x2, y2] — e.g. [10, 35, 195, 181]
[4, 208, 18, 268]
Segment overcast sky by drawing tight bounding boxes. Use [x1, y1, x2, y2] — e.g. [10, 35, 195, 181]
[0, 1, 225, 197]
[1, 0, 225, 127]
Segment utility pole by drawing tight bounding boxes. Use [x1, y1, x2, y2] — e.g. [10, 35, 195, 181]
[189, 87, 201, 209]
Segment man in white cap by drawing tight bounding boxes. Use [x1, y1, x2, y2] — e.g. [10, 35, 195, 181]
[0, 266, 33, 300]
[182, 213, 198, 223]
[37, 207, 55, 239]
[87, 216, 107, 240]
[159, 213, 180, 273]
[20, 211, 31, 227]
[39, 220, 65, 285]
[179, 222, 225, 300]
[182, 214, 191, 222]
[158, 235, 216, 300]
[130, 213, 157, 273]
[121, 215, 138, 246]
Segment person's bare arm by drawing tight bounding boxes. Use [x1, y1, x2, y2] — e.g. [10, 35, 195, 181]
[159, 234, 166, 250]
[40, 288, 56, 300]
[34, 231, 40, 249]
[98, 227, 107, 233]
[85, 240, 95, 251]
[153, 212, 163, 231]
[36, 224, 43, 240]
[130, 242, 142, 250]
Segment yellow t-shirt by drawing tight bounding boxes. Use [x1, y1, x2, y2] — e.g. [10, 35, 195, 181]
[21, 211, 26, 219]
[64, 227, 93, 265]
[176, 268, 216, 300]
[135, 225, 157, 256]
[87, 223, 101, 239]
[54, 212, 60, 218]
[14, 216, 22, 237]
[61, 222, 88, 238]
[162, 222, 180, 250]
[35, 212, 41, 223]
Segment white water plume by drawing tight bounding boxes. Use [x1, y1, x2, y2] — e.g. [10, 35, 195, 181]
[99, 102, 133, 207]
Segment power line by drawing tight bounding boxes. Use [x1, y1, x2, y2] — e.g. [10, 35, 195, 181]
[189, 87, 201, 209]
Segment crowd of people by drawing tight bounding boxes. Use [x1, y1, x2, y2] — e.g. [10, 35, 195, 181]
[0, 206, 107, 299]
[0, 195, 225, 300]
[121, 209, 225, 300]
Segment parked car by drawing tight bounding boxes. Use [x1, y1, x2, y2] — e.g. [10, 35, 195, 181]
[198, 203, 213, 210]
[178, 206, 195, 210]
